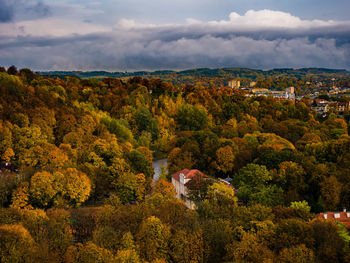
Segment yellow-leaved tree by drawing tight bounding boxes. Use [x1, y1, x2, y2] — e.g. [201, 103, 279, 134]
[1, 147, 15, 163]
[115, 232, 140, 263]
[62, 168, 91, 207]
[137, 216, 170, 262]
[29, 168, 91, 208]
[11, 182, 33, 210]
[0, 224, 36, 262]
[216, 145, 235, 173]
[65, 242, 115, 263]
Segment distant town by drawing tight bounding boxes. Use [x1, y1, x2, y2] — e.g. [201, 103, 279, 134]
[226, 78, 350, 117]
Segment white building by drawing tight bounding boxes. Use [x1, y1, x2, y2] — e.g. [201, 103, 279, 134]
[228, 80, 240, 89]
[285, 87, 295, 99]
[171, 169, 207, 209]
[311, 101, 330, 116]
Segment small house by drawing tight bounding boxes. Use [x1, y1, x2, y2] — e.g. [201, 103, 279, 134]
[171, 169, 207, 209]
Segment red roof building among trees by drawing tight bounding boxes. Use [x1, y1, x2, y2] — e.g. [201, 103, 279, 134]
[171, 169, 207, 209]
[316, 210, 350, 229]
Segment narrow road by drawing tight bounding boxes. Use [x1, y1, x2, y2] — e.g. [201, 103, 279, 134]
[152, 159, 168, 180]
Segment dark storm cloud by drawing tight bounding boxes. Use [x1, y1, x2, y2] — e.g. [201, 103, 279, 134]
[24, 1, 51, 17]
[0, 0, 51, 22]
[0, 33, 111, 49]
[1, 9, 350, 70]
[121, 21, 350, 46]
[2, 33, 349, 71]
[0, 0, 14, 22]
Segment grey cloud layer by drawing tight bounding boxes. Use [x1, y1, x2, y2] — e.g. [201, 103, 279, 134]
[1, 10, 350, 70]
[0, 0, 51, 22]
[0, 0, 14, 22]
[23, 1, 51, 18]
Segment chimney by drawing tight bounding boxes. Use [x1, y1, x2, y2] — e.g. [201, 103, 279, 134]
[180, 173, 185, 184]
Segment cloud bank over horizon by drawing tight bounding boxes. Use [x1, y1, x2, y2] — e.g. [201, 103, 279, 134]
[0, 5, 350, 71]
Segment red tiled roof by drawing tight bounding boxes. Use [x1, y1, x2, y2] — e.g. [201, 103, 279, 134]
[316, 212, 350, 229]
[171, 169, 189, 182]
[171, 169, 207, 182]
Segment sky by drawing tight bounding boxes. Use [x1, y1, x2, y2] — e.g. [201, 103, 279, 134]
[0, 0, 350, 71]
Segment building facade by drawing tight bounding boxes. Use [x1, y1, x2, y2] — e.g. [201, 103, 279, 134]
[228, 80, 240, 89]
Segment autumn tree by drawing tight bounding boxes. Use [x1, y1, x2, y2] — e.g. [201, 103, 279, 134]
[277, 161, 307, 204]
[295, 132, 322, 150]
[277, 244, 314, 263]
[136, 146, 153, 163]
[167, 147, 195, 175]
[115, 232, 140, 263]
[11, 182, 32, 210]
[290, 200, 312, 219]
[0, 171, 19, 207]
[320, 176, 342, 210]
[0, 72, 23, 98]
[1, 147, 15, 163]
[63, 168, 91, 206]
[30, 169, 91, 208]
[221, 118, 238, 138]
[225, 232, 274, 263]
[101, 117, 134, 143]
[126, 150, 153, 178]
[0, 224, 36, 262]
[44, 209, 73, 261]
[92, 225, 120, 253]
[19, 68, 36, 84]
[215, 145, 235, 174]
[108, 157, 131, 183]
[65, 242, 115, 263]
[134, 107, 159, 140]
[169, 230, 204, 263]
[21, 143, 69, 171]
[114, 173, 146, 203]
[175, 104, 208, 131]
[235, 164, 283, 206]
[206, 182, 238, 208]
[7, 65, 18, 75]
[137, 216, 170, 262]
[274, 218, 314, 251]
[152, 179, 177, 198]
[20, 209, 48, 243]
[312, 219, 346, 263]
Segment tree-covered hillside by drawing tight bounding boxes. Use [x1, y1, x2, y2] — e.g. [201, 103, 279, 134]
[40, 67, 350, 96]
[0, 66, 350, 262]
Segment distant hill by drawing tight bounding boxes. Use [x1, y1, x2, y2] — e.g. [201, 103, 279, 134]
[39, 67, 350, 80]
[39, 70, 176, 79]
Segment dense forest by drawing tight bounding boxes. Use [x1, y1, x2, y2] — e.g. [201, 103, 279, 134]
[1, 66, 350, 262]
